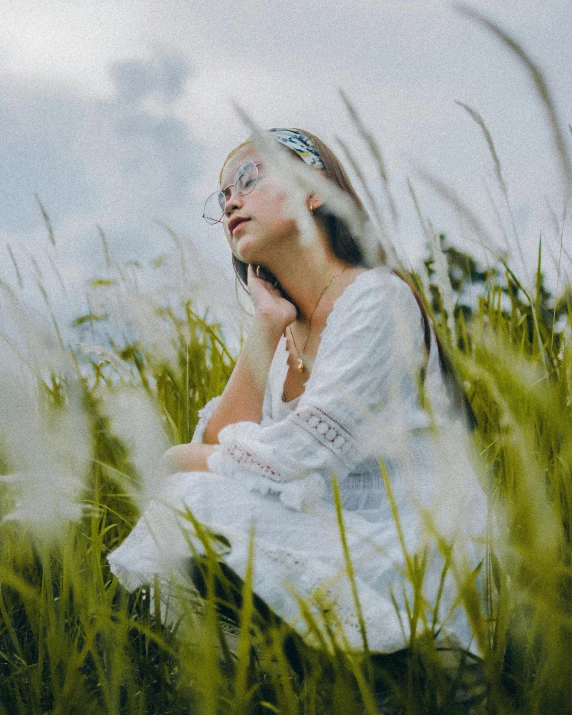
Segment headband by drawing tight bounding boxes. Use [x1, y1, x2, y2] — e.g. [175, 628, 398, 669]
[267, 128, 326, 171]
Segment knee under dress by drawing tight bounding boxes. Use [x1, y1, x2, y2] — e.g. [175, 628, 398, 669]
[107, 267, 487, 654]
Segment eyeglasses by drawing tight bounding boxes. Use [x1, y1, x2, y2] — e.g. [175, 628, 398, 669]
[202, 161, 262, 225]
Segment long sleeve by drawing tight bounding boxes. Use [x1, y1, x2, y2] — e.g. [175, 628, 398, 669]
[208, 269, 430, 510]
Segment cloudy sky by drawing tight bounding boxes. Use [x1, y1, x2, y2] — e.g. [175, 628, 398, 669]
[1, 0, 571, 329]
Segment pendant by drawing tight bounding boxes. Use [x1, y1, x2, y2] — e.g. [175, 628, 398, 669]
[297, 359, 304, 372]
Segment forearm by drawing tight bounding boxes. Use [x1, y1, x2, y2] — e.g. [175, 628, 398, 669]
[163, 443, 216, 472]
[203, 318, 283, 444]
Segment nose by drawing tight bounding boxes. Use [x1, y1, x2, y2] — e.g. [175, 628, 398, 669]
[223, 186, 244, 216]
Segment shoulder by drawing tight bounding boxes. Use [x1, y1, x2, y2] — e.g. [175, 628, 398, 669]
[327, 266, 420, 331]
[307, 266, 426, 395]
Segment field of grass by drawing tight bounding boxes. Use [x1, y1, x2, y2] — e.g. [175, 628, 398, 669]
[1, 15, 571, 715]
[0, 229, 570, 714]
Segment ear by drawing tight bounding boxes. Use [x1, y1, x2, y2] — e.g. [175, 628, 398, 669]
[306, 192, 324, 211]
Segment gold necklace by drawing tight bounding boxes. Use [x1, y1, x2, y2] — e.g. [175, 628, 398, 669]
[288, 266, 349, 372]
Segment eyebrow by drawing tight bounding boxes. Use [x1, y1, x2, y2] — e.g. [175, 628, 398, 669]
[219, 162, 263, 194]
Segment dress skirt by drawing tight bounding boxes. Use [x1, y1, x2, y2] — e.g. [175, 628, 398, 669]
[107, 456, 484, 655]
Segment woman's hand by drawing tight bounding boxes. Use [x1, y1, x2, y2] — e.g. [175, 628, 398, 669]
[247, 264, 297, 335]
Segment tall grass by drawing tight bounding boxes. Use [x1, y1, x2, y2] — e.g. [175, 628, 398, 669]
[1, 13, 572, 714]
[1, 227, 570, 714]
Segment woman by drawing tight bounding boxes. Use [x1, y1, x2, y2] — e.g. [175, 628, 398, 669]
[108, 128, 487, 706]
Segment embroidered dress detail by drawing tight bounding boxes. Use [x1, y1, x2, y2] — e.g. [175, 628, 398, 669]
[291, 405, 361, 467]
[226, 443, 283, 482]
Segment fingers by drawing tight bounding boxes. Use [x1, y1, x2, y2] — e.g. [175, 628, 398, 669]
[246, 264, 256, 289]
[246, 265, 267, 299]
[248, 264, 272, 286]
[247, 264, 262, 282]
[247, 266, 283, 305]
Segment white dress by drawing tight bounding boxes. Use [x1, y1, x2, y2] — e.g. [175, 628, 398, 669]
[108, 267, 487, 653]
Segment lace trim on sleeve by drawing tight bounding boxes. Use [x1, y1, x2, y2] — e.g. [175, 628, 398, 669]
[226, 442, 284, 482]
[215, 403, 365, 488]
[212, 421, 290, 483]
[291, 404, 364, 469]
[207, 443, 327, 511]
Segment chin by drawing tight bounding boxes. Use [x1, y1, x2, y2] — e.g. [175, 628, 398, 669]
[233, 237, 266, 265]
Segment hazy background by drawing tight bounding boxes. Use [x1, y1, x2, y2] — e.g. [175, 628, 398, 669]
[1, 0, 570, 331]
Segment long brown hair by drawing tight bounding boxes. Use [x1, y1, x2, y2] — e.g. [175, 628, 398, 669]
[395, 269, 478, 429]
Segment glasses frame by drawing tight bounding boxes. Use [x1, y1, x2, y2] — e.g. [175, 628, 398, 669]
[202, 161, 263, 225]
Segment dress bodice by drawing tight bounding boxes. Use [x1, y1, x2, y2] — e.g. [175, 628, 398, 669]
[197, 267, 462, 513]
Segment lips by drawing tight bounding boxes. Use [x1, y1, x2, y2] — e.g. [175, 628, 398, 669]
[228, 216, 250, 235]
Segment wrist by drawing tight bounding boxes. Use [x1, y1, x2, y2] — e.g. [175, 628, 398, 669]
[252, 314, 289, 342]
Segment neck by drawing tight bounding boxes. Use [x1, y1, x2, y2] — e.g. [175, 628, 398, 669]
[261, 229, 351, 323]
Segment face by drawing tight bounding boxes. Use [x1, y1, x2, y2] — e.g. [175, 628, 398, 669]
[218, 144, 307, 266]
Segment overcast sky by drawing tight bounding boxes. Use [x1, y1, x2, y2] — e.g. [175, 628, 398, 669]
[1, 0, 571, 330]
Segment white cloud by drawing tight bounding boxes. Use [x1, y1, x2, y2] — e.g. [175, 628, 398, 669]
[0, 0, 570, 302]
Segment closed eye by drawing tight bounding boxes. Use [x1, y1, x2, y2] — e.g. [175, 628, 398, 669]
[241, 177, 257, 191]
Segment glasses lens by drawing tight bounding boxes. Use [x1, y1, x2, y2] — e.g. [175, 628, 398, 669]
[202, 162, 259, 224]
[203, 191, 224, 224]
[235, 161, 259, 195]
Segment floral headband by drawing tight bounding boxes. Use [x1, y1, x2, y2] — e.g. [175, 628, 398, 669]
[267, 128, 326, 171]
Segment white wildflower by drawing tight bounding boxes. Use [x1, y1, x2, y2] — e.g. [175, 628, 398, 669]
[0, 348, 91, 540]
[102, 386, 170, 510]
